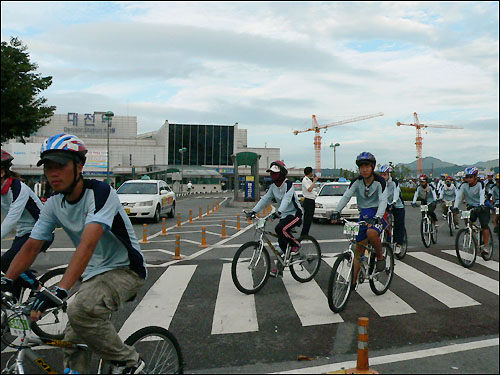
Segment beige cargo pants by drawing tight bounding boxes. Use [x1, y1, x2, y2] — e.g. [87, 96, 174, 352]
[62, 268, 145, 373]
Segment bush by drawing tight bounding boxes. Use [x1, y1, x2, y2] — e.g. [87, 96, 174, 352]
[400, 187, 416, 202]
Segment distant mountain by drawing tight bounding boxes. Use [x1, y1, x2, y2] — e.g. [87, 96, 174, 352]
[396, 157, 499, 175]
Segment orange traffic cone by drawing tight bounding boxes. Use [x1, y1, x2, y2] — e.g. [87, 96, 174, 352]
[346, 317, 378, 374]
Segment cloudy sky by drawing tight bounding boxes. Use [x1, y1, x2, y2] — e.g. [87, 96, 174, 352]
[1, 1, 498, 170]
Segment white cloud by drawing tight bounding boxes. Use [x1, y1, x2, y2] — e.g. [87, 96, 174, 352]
[1, 1, 498, 169]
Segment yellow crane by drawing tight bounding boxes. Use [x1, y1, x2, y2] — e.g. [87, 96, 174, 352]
[293, 113, 384, 174]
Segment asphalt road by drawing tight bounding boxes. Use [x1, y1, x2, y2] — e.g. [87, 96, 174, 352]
[1, 192, 499, 373]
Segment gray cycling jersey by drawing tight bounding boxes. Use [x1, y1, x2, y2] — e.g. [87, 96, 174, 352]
[439, 184, 457, 201]
[1, 179, 43, 240]
[387, 178, 404, 209]
[454, 181, 485, 209]
[412, 185, 437, 205]
[485, 180, 496, 195]
[492, 185, 499, 205]
[336, 175, 388, 218]
[253, 179, 303, 218]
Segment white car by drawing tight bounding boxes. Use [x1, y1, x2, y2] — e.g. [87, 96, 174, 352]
[294, 181, 322, 202]
[313, 182, 359, 222]
[117, 179, 176, 222]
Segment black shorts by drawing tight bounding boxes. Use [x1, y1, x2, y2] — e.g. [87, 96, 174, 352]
[468, 206, 491, 230]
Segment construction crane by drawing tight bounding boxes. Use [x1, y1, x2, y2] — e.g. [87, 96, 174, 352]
[396, 112, 464, 176]
[293, 113, 384, 174]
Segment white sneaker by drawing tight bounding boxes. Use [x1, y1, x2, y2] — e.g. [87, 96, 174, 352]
[110, 358, 145, 374]
[394, 244, 402, 255]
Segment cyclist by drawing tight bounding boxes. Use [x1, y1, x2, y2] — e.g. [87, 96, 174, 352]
[247, 160, 303, 277]
[438, 176, 459, 229]
[1, 134, 147, 374]
[1, 150, 53, 300]
[453, 167, 490, 255]
[411, 174, 439, 227]
[485, 172, 496, 195]
[436, 173, 446, 196]
[330, 152, 388, 285]
[491, 174, 499, 234]
[378, 165, 406, 255]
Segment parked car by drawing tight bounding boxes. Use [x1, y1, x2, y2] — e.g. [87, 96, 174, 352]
[313, 182, 359, 222]
[294, 181, 322, 202]
[117, 179, 176, 222]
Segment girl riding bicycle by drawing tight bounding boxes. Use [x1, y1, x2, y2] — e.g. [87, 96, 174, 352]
[247, 160, 303, 277]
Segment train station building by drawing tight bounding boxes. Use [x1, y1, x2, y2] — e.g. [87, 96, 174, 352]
[3, 111, 303, 191]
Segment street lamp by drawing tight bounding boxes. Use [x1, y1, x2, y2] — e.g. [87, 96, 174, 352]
[179, 147, 187, 193]
[103, 111, 114, 184]
[329, 143, 340, 175]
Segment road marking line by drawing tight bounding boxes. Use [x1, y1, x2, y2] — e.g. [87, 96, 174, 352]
[212, 263, 259, 334]
[410, 252, 499, 295]
[323, 257, 415, 317]
[118, 264, 197, 339]
[394, 261, 480, 308]
[282, 270, 344, 325]
[441, 250, 499, 272]
[274, 337, 499, 374]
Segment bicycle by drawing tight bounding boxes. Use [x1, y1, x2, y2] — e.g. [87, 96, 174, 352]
[381, 211, 408, 260]
[231, 211, 321, 294]
[1, 268, 80, 341]
[419, 204, 437, 248]
[328, 220, 394, 313]
[455, 209, 494, 268]
[442, 200, 457, 237]
[1, 289, 184, 374]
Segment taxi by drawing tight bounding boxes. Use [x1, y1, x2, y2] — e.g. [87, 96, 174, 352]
[117, 178, 176, 222]
[313, 181, 359, 222]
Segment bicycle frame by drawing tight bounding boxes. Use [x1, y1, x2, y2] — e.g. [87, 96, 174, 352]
[249, 215, 304, 269]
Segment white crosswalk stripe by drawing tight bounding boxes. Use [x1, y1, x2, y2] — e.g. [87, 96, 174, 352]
[409, 252, 499, 295]
[212, 263, 259, 334]
[441, 250, 499, 272]
[282, 270, 344, 325]
[118, 264, 197, 339]
[394, 261, 479, 308]
[323, 257, 416, 317]
[117, 251, 498, 337]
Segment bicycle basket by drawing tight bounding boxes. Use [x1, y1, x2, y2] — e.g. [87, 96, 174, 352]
[420, 205, 429, 212]
[461, 211, 471, 219]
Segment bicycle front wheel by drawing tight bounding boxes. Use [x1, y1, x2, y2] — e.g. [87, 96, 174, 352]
[420, 218, 432, 248]
[369, 244, 395, 295]
[125, 326, 183, 374]
[431, 220, 438, 244]
[30, 267, 81, 340]
[448, 212, 454, 237]
[480, 227, 494, 261]
[455, 228, 477, 268]
[328, 253, 354, 313]
[290, 235, 321, 283]
[231, 241, 270, 294]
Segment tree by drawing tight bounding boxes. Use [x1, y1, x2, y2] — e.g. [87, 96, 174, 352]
[1, 37, 55, 144]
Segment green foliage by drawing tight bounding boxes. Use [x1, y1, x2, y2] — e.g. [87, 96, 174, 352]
[1, 37, 55, 144]
[400, 187, 416, 202]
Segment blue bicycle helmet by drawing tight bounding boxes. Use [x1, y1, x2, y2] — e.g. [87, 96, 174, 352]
[379, 165, 392, 173]
[356, 152, 376, 167]
[464, 166, 479, 176]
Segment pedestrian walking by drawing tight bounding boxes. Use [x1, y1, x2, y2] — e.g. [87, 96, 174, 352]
[301, 167, 318, 236]
[187, 181, 193, 195]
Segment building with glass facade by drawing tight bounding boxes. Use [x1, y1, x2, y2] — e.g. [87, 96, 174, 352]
[168, 123, 235, 166]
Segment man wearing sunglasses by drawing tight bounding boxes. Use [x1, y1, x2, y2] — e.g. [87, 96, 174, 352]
[330, 152, 388, 283]
[411, 175, 439, 227]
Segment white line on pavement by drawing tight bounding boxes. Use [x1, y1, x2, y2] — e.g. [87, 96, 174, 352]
[409, 252, 499, 295]
[441, 250, 499, 272]
[274, 337, 499, 374]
